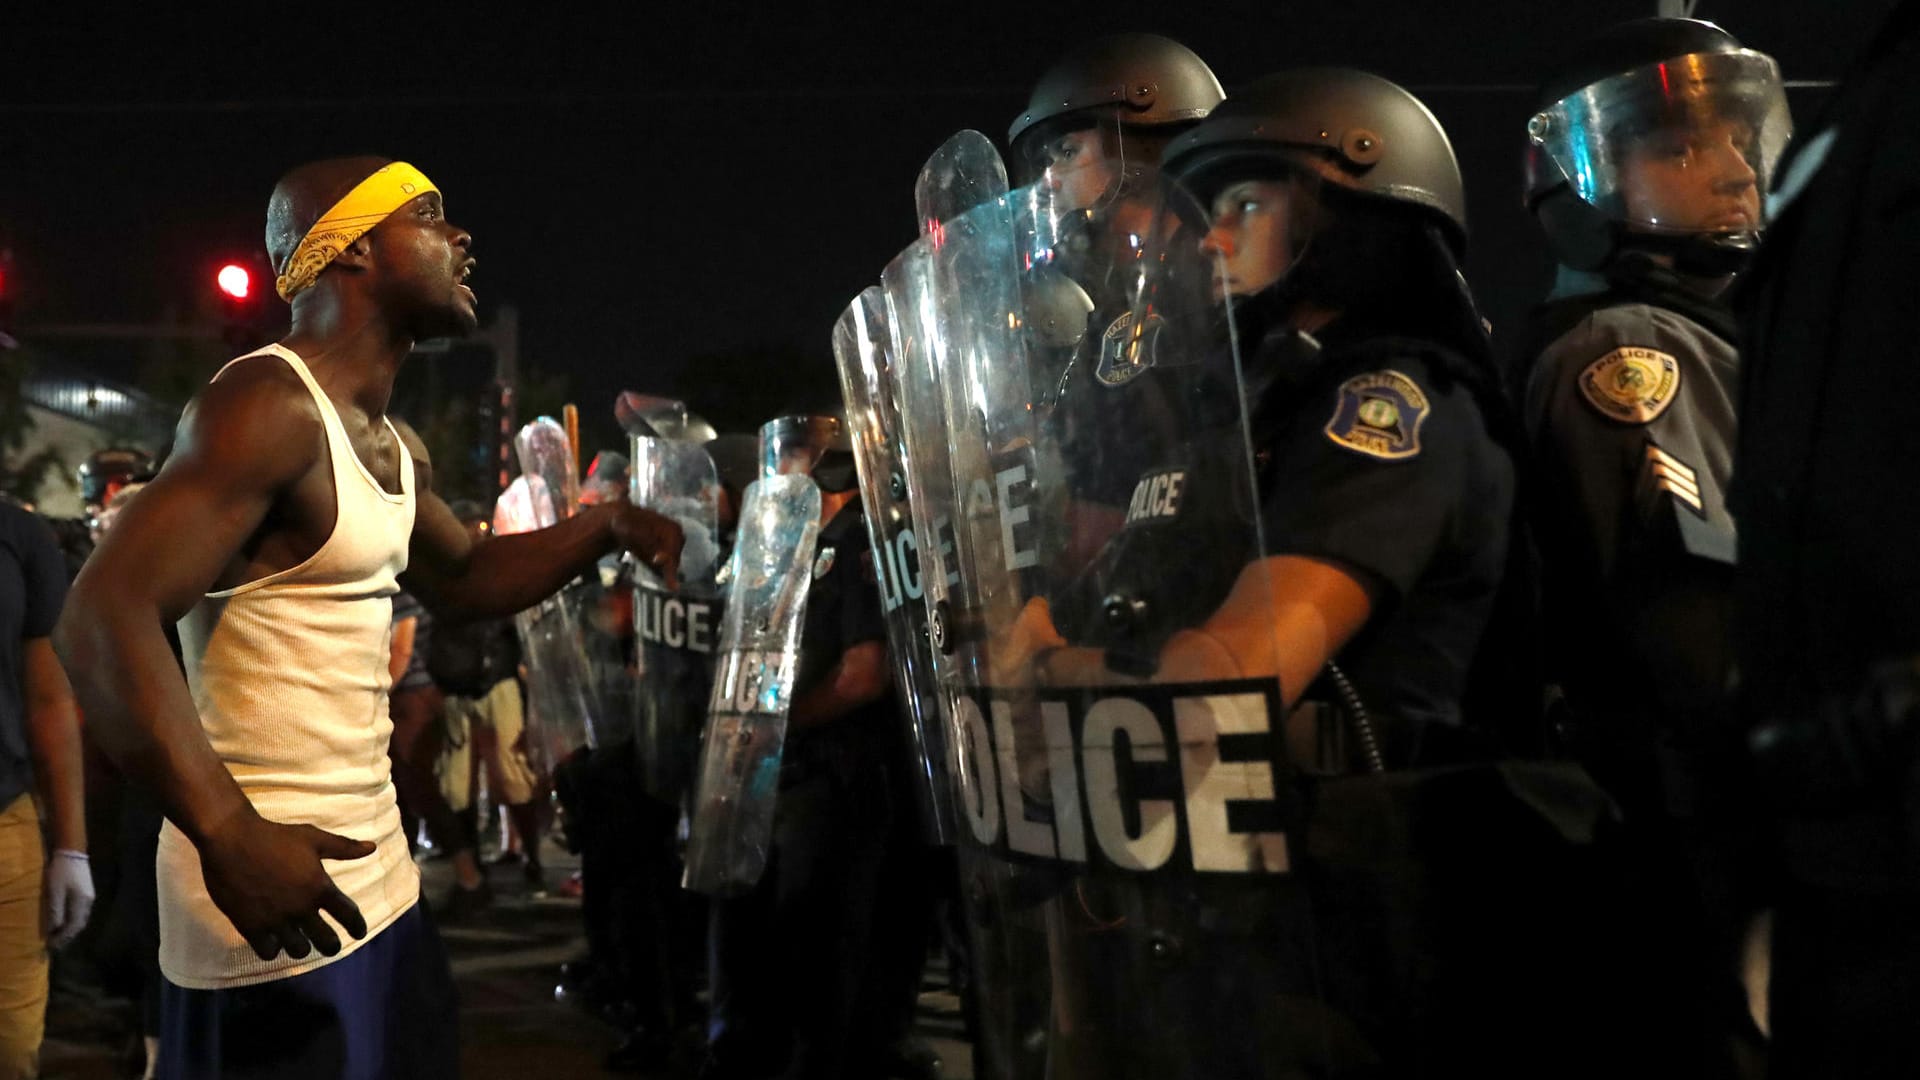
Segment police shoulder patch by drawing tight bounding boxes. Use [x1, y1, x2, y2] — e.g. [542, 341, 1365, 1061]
[1324, 369, 1431, 461]
[1577, 346, 1681, 425]
[1095, 311, 1165, 387]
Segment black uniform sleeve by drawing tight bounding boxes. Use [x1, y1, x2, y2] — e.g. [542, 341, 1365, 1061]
[13, 508, 69, 638]
[1259, 363, 1477, 598]
[1523, 302, 1739, 575]
[834, 511, 888, 649]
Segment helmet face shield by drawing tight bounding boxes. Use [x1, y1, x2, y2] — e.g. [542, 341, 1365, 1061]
[757, 415, 851, 483]
[1528, 49, 1790, 235]
[1013, 111, 1153, 213]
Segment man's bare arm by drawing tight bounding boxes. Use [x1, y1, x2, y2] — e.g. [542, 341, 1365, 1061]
[54, 365, 374, 960]
[789, 641, 890, 731]
[394, 421, 683, 622]
[56, 368, 313, 845]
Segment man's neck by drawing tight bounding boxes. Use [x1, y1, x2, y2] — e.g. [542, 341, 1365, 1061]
[280, 294, 413, 419]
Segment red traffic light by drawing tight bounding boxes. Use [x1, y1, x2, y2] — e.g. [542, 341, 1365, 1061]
[216, 263, 252, 301]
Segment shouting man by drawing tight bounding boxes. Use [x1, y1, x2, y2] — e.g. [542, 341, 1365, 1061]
[55, 157, 682, 1079]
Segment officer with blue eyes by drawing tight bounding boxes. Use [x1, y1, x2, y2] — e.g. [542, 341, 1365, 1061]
[1516, 17, 1791, 1079]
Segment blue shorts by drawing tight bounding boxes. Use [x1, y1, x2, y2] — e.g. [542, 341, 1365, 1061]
[158, 905, 458, 1080]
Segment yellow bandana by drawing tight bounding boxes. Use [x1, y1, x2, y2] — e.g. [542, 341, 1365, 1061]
[274, 162, 440, 301]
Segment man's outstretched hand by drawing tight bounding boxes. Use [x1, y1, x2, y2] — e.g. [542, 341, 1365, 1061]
[197, 810, 376, 962]
[610, 503, 685, 590]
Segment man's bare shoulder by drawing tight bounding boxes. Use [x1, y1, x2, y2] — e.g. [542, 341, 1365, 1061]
[173, 355, 326, 487]
[388, 415, 432, 468]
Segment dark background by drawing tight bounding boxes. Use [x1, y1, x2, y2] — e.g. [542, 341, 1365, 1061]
[0, 1, 1891, 470]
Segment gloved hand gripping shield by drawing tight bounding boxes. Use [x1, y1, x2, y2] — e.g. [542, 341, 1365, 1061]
[493, 417, 600, 776]
[626, 417, 727, 804]
[880, 146, 1349, 1078]
[682, 473, 821, 896]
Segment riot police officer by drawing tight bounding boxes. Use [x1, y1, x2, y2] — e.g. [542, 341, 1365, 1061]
[1010, 34, 1226, 573]
[1008, 32, 1224, 213]
[703, 413, 922, 1080]
[1098, 67, 1517, 762]
[988, 69, 1599, 1077]
[1517, 19, 1791, 1075]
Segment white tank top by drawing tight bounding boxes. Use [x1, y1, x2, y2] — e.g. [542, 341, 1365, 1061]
[162, 344, 420, 988]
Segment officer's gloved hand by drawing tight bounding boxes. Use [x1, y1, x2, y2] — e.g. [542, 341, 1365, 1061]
[44, 849, 95, 949]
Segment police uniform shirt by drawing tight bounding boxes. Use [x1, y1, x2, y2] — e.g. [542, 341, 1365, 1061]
[1522, 281, 1740, 706]
[791, 497, 891, 731]
[1255, 335, 1514, 744]
[1525, 294, 1739, 576]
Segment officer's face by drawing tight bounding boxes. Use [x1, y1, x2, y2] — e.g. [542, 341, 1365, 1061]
[1039, 128, 1118, 212]
[1199, 179, 1298, 300]
[1618, 117, 1761, 233]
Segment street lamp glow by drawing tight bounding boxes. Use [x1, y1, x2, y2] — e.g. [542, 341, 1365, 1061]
[216, 264, 252, 301]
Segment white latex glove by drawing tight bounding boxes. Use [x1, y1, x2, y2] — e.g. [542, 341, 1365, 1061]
[45, 849, 95, 949]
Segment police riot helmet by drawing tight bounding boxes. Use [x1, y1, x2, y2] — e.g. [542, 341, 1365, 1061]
[1524, 18, 1791, 274]
[1161, 70, 1495, 369]
[1008, 33, 1225, 186]
[78, 447, 154, 508]
[1162, 68, 1469, 257]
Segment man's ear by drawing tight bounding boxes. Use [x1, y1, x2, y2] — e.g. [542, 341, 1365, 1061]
[331, 236, 376, 272]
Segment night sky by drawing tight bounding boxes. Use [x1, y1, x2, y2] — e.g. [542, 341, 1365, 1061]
[0, 2, 1891, 450]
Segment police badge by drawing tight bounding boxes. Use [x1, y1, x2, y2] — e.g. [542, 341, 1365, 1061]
[812, 545, 836, 580]
[1578, 346, 1681, 424]
[1094, 310, 1167, 386]
[1325, 369, 1432, 461]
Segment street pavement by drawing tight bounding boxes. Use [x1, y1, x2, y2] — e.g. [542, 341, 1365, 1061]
[40, 837, 974, 1079]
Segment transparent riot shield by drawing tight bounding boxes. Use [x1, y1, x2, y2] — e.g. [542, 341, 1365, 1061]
[682, 473, 822, 896]
[833, 287, 956, 845]
[914, 129, 1009, 234]
[514, 416, 581, 520]
[492, 474, 599, 777]
[882, 163, 1352, 1078]
[628, 434, 726, 804]
[617, 391, 719, 445]
[499, 420, 602, 772]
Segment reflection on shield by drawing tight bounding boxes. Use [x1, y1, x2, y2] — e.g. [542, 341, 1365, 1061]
[683, 474, 821, 896]
[834, 285, 960, 844]
[629, 432, 726, 804]
[495, 420, 600, 778]
[876, 155, 1364, 1077]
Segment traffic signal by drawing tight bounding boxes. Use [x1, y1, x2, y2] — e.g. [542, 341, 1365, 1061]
[213, 258, 263, 350]
[216, 263, 251, 301]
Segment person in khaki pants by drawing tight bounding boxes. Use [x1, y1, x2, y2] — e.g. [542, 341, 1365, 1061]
[0, 500, 92, 1079]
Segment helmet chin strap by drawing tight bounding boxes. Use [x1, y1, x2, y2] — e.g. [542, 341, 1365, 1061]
[1615, 226, 1759, 278]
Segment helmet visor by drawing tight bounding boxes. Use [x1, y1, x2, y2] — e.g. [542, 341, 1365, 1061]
[1528, 49, 1790, 234]
[758, 415, 851, 482]
[1013, 111, 1167, 212]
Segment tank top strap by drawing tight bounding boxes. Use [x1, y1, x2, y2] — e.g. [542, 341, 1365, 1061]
[380, 416, 415, 498]
[215, 345, 409, 503]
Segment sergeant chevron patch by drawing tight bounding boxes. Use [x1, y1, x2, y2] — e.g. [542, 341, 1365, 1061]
[1639, 442, 1707, 517]
[1324, 370, 1430, 460]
